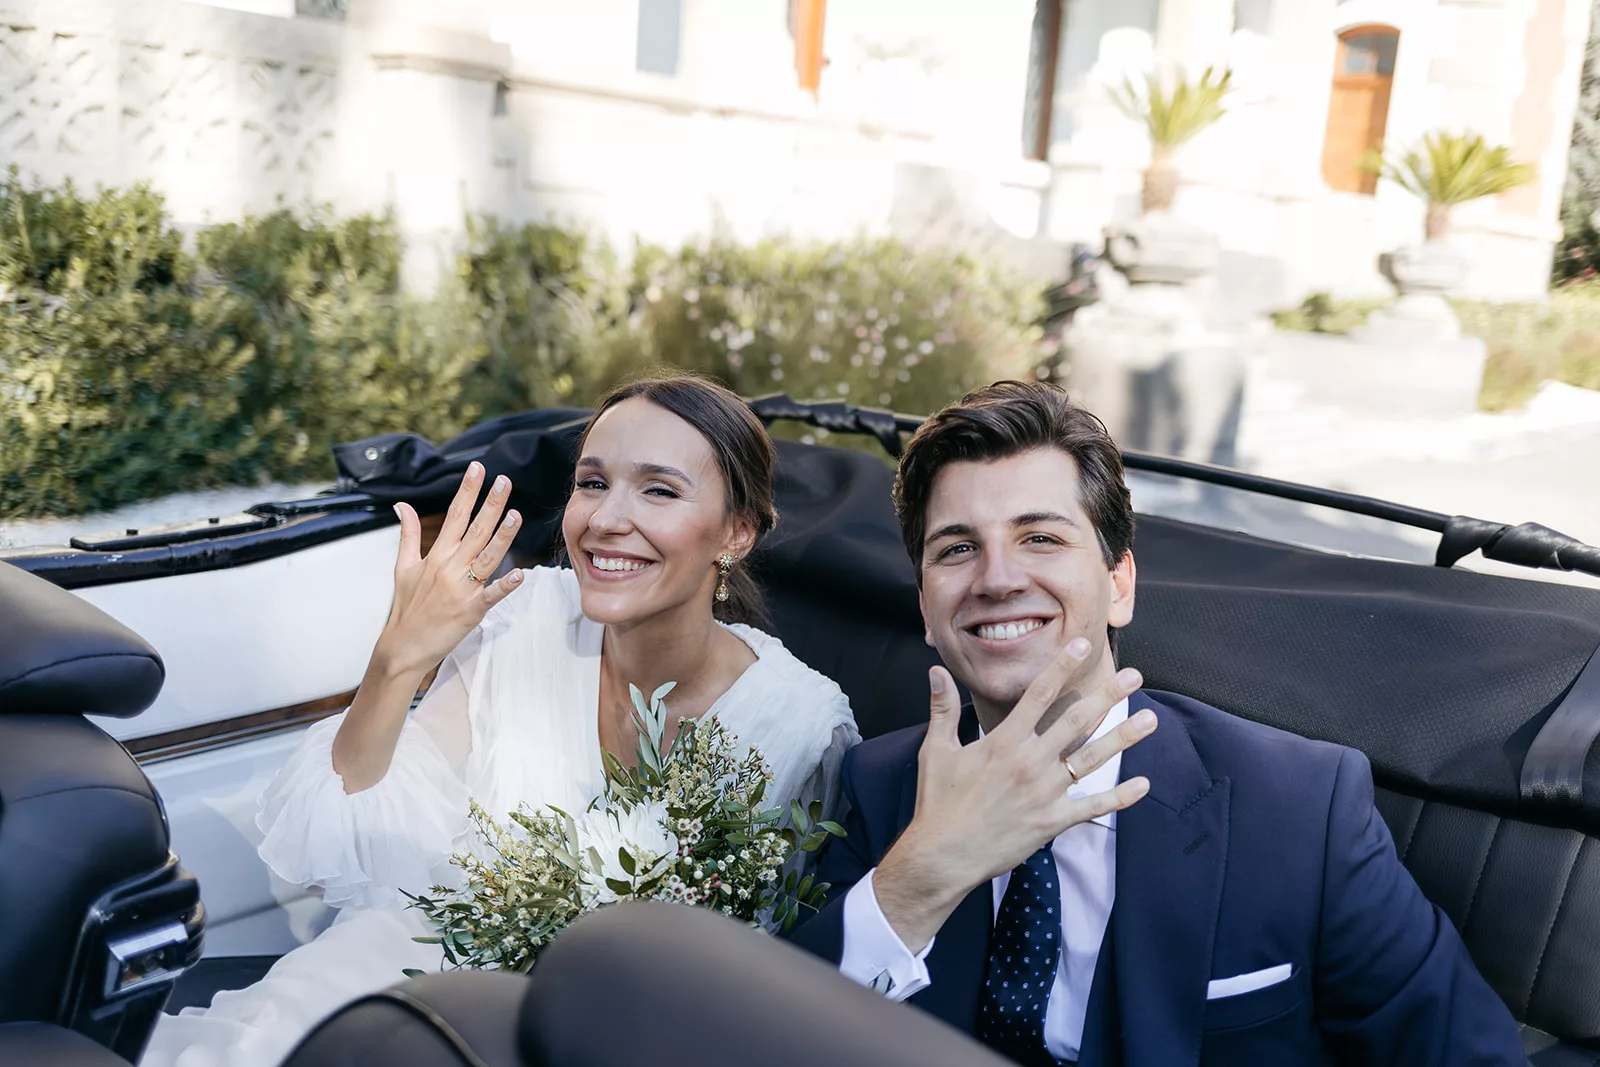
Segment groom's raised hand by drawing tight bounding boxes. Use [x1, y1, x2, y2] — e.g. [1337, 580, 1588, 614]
[871, 637, 1156, 954]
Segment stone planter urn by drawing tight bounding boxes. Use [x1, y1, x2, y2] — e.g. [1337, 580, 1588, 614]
[1345, 241, 1487, 417]
[1352, 242, 1469, 344]
[1063, 214, 1243, 465]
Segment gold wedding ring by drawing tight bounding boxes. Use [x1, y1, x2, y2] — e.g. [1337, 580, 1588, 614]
[1063, 755, 1082, 783]
[465, 564, 484, 585]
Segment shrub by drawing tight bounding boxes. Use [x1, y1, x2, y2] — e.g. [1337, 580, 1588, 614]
[0, 175, 1047, 517]
[1270, 292, 1387, 335]
[1553, 215, 1600, 285]
[0, 175, 270, 516]
[197, 208, 484, 463]
[1457, 280, 1600, 410]
[603, 236, 1045, 441]
[0, 183, 485, 518]
[454, 217, 626, 414]
[0, 168, 181, 297]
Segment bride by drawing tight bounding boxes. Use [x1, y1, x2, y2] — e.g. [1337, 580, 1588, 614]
[142, 375, 861, 1067]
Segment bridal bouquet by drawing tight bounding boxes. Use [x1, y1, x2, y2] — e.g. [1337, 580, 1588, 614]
[404, 682, 844, 972]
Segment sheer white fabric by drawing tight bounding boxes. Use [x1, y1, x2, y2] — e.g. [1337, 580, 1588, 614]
[141, 566, 860, 1067]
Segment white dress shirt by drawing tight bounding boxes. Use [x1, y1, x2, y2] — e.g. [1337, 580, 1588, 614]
[838, 698, 1128, 1063]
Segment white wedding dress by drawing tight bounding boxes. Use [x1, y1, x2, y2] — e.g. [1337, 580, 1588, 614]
[140, 566, 860, 1067]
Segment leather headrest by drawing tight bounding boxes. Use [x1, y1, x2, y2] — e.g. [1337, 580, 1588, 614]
[0, 562, 164, 718]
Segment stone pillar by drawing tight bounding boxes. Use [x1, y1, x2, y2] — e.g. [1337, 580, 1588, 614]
[343, 0, 512, 290]
[1063, 216, 1245, 464]
[1345, 243, 1489, 416]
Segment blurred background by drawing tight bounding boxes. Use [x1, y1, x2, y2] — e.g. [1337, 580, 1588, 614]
[1, 0, 1598, 574]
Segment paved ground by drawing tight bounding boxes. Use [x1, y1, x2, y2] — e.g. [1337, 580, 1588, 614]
[1237, 334, 1600, 543]
[1228, 331, 1600, 588]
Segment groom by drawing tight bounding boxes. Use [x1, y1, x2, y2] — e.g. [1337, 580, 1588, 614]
[789, 380, 1525, 1065]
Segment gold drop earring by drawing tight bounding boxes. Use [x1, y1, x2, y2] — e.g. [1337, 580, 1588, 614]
[715, 553, 736, 602]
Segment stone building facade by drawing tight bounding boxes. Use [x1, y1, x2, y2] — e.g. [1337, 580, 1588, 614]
[0, 0, 1589, 300]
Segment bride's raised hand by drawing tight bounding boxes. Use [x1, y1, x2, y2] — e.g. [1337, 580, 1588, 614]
[379, 461, 524, 677]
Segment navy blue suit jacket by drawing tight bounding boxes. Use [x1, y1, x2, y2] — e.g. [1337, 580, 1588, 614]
[789, 690, 1526, 1066]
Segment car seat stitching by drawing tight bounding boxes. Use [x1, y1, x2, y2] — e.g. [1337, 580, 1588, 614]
[0, 650, 164, 693]
[1522, 835, 1586, 1022]
[1456, 814, 1501, 934]
[9, 782, 157, 805]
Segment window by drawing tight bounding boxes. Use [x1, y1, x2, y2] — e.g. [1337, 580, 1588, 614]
[1320, 25, 1400, 194]
[1022, 0, 1063, 160]
[636, 0, 682, 77]
[790, 0, 827, 98]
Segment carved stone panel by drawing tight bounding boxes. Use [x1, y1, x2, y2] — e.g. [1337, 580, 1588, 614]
[0, 25, 111, 161]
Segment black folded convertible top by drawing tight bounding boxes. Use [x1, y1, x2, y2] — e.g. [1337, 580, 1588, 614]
[336, 410, 1600, 834]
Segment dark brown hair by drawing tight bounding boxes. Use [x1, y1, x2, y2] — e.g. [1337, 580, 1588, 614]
[575, 372, 776, 627]
[893, 379, 1134, 579]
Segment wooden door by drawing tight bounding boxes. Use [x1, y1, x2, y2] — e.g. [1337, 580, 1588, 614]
[1320, 27, 1399, 194]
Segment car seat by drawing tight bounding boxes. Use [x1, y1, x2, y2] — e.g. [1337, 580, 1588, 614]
[0, 562, 204, 1063]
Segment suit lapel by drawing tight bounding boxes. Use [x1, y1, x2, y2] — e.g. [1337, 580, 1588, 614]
[1108, 691, 1231, 1067]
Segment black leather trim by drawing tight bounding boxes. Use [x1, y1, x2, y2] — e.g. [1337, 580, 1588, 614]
[0, 563, 163, 718]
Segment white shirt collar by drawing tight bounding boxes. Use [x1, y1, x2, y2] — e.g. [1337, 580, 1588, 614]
[1070, 696, 1129, 807]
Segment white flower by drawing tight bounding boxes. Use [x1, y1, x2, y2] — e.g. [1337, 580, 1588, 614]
[575, 801, 677, 907]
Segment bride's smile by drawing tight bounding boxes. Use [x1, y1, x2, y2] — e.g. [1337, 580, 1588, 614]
[564, 396, 755, 629]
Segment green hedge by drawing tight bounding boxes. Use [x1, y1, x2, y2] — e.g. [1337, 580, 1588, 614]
[0, 174, 1046, 519]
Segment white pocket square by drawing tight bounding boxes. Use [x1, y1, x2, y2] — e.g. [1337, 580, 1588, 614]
[1206, 963, 1293, 1000]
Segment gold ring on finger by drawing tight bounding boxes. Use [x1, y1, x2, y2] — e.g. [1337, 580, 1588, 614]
[466, 564, 484, 585]
[1063, 755, 1082, 783]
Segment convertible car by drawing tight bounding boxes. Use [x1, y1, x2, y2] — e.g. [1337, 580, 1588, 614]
[2, 395, 1599, 1065]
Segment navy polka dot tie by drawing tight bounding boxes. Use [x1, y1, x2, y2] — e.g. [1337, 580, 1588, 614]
[977, 845, 1065, 1066]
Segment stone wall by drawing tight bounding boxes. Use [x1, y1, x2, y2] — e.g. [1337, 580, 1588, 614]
[1, 0, 1579, 302]
[0, 0, 344, 226]
[0, 0, 1060, 289]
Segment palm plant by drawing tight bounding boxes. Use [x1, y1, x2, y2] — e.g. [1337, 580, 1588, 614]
[1108, 66, 1233, 214]
[1365, 131, 1537, 241]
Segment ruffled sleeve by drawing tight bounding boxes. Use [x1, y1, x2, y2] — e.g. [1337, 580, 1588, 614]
[255, 611, 495, 910]
[254, 567, 593, 910]
[255, 712, 470, 910]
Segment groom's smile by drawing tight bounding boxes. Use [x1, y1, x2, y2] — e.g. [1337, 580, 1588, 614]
[917, 447, 1135, 727]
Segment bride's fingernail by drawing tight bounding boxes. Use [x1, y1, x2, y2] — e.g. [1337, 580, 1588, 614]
[503, 511, 518, 527]
[468, 461, 482, 478]
[507, 570, 523, 584]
